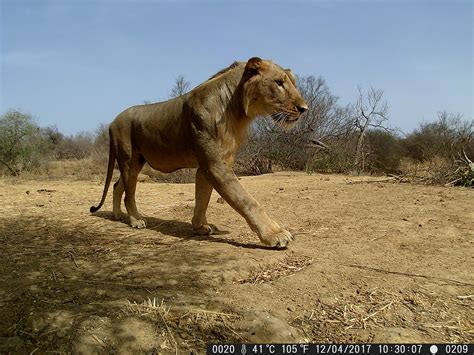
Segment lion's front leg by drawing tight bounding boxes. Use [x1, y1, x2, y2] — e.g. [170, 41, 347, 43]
[191, 118, 293, 247]
[195, 152, 293, 247]
[192, 168, 218, 235]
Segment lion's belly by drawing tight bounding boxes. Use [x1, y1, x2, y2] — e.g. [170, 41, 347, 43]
[134, 110, 198, 172]
[144, 151, 199, 173]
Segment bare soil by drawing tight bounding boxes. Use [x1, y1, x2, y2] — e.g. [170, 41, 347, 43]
[0, 172, 472, 353]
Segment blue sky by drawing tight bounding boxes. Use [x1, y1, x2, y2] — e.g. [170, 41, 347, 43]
[1, 0, 472, 135]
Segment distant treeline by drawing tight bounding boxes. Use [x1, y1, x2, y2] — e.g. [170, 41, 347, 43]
[1, 75, 472, 186]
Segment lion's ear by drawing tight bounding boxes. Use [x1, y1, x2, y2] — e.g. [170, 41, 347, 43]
[244, 57, 266, 79]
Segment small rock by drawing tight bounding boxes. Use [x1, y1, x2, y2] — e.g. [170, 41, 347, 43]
[216, 197, 225, 204]
[26, 190, 30, 195]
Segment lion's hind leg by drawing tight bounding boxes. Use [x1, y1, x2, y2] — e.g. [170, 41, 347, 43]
[112, 177, 126, 220]
[192, 168, 218, 235]
[118, 155, 146, 229]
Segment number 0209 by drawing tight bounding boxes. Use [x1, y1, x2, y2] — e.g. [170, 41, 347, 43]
[446, 345, 469, 354]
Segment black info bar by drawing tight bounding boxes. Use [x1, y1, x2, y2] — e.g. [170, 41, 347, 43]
[207, 343, 472, 355]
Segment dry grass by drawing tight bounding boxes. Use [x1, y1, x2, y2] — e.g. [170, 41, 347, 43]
[294, 286, 473, 343]
[120, 298, 241, 349]
[237, 254, 313, 284]
[15, 155, 474, 187]
[34, 159, 196, 183]
[398, 156, 473, 187]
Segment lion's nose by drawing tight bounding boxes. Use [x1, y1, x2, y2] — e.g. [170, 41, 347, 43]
[296, 104, 308, 114]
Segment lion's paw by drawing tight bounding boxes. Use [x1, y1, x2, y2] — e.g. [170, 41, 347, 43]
[130, 218, 146, 229]
[261, 229, 294, 248]
[193, 224, 218, 235]
[113, 212, 126, 221]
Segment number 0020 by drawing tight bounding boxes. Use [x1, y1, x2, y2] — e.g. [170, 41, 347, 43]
[211, 345, 235, 354]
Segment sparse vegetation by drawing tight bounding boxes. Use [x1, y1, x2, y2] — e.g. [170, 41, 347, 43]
[1, 78, 472, 187]
[1, 173, 472, 351]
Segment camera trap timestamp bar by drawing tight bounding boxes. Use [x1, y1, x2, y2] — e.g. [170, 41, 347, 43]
[207, 343, 473, 355]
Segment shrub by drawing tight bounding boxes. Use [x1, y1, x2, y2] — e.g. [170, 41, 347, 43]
[365, 130, 403, 173]
[0, 110, 55, 175]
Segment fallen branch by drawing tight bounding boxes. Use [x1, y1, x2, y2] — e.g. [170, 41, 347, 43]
[347, 178, 396, 184]
[188, 309, 239, 318]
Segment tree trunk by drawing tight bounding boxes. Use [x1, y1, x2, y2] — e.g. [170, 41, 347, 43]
[0, 158, 17, 176]
[354, 123, 368, 171]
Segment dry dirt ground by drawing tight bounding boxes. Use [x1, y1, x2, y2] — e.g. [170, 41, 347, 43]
[0, 172, 472, 353]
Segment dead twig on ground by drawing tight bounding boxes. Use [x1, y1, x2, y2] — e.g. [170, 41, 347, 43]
[68, 251, 79, 268]
[238, 254, 313, 284]
[362, 301, 393, 322]
[347, 264, 474, 287]
[188, 309, 239, 318]
[90, 333, 107, 348]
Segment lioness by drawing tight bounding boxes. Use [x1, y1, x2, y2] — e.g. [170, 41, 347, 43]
[90, 57, 307, 247]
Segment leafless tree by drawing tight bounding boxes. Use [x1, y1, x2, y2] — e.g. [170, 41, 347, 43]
[296, 76, 352, 144]
[170, 75, 191, 98]
[353, 86, 389, 171]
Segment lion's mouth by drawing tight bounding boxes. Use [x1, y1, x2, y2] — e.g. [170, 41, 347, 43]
[270, 111, 301, 127]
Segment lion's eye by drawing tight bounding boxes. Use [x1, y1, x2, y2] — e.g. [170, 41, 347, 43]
[275, 80, 284, 87]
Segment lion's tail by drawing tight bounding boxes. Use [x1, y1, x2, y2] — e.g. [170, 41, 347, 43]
[90, 134, 115, 214]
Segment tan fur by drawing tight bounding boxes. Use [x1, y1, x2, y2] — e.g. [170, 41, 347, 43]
[90, 57, 308, 247]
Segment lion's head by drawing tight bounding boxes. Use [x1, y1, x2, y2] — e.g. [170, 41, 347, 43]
[242, 57, 308, 128]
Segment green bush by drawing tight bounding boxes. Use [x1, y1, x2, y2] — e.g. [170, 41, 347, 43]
[365, 130, 403, 173]
[402, 112, 473, 162]
[0, 110, 55, 175]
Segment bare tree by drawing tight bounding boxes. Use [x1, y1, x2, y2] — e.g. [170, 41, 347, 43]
[353, 86, 389, 171]
[170, 75, 191, 98]
[296, 76, 352, 143]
